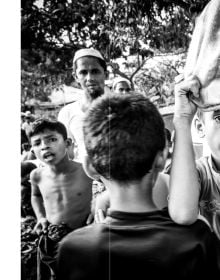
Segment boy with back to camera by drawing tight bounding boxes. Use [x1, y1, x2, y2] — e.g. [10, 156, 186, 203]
[57, 93, 218, 280]
[29, 119, 92, 280]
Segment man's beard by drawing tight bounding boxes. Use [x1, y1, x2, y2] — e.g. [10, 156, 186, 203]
[87, 87, 104, 100]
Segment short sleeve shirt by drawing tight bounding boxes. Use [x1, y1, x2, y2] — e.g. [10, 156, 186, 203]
[58, 101, 86, 162]
[197, 156, 220, 239]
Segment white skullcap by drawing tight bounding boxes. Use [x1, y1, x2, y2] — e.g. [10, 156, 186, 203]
[112, 77, 131, 89]
[73, 48, 105, 64]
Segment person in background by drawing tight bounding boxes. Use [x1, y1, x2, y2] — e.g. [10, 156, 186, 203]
[58, 48, 108, 162]
[21, 112, 29, 153]
[21, 161, 37, 218]
[58, 48, 169, 221]
[22, 111, 33, 139]
[112, 76, 132, 95]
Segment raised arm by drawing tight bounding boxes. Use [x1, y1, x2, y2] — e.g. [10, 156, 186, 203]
[30, 169, 48, 234]
[168, 77, 201, 225]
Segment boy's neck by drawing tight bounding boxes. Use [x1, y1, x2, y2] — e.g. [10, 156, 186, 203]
[103, 174, 158, 213]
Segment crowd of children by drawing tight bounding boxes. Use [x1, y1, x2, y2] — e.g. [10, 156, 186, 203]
[21, 1, 220, 278]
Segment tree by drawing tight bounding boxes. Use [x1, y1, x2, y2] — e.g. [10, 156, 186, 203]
[21, 0, 210, 106]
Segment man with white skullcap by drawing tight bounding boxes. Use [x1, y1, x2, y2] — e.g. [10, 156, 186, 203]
[58, 48, 108, 162]
[112, 76, 132, 94]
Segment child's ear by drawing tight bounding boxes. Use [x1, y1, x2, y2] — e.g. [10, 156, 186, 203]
[65, 138, 75, 160]
[194, 117, 205, 138]
[153, 148, 168, 172]
[66, 138, 73, 147]
[83, 155, 100, 181]
[72, 71, 79, 84]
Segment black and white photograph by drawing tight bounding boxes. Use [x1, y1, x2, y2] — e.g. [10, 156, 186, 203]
[11, 0, 220, 279]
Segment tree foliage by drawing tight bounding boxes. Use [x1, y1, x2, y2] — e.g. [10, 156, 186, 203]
[21, 0, 210, 106]
[134, 53, 186, 105]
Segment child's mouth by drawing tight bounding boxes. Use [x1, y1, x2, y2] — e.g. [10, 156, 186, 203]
[43, 152, 55, 160]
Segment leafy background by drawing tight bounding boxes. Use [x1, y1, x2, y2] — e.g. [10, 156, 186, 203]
[21, 0, 209, 113]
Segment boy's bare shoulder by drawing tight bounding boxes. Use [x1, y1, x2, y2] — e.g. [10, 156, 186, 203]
[70, 160, 92, 180]
[30, 167, 44, 184]
[68, 160, 83, 171]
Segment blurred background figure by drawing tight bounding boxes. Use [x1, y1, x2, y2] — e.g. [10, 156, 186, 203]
[21, 161, 37, 218]
[21, 143, 32, 161]
[112, 77, 132, 94]
[22, 111, 34, 139]
[21, 111, 36, 158]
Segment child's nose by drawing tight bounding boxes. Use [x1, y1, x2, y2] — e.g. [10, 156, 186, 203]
[41, 140, 49, 150]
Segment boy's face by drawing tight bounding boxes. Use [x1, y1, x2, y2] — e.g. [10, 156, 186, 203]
[114, 82, 131, 94]
[75, 57, 106, 100]
[202, 110, 220, 163]
[30, 129, 68, 165]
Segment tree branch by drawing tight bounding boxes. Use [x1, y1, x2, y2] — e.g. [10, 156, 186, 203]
[130, 56, 152, 80]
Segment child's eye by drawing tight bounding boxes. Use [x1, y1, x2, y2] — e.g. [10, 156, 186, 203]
[33, 142, 40, 147]
[50, 137, 57, 142]
[214, 115, 220, 123]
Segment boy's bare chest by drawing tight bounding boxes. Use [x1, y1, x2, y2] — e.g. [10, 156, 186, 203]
[38, 171, 91, 201]
[39, 173, 76, 195]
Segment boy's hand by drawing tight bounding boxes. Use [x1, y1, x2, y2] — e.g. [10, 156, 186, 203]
[174, 75, 200, 122]
[87, 190, 110, 224]
[95, 209, 106, 223]
[33, 217, 48, 235]
[86, 208, 107, 225]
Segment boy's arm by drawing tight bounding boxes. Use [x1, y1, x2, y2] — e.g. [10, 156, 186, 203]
[153, 173, 169, 209]
[168, 77, 201, 225]
[30, 169, 48, 234]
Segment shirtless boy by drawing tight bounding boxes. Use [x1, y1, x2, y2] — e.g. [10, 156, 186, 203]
[29, 119, 92, 280]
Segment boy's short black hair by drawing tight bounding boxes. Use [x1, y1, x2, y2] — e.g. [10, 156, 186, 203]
[28, 119, 67, 140]
[83, 93, 166, 182]
[165, 128, 171, 143]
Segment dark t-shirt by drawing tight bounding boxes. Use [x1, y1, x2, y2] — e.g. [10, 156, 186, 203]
[57, 208, 219, 280]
